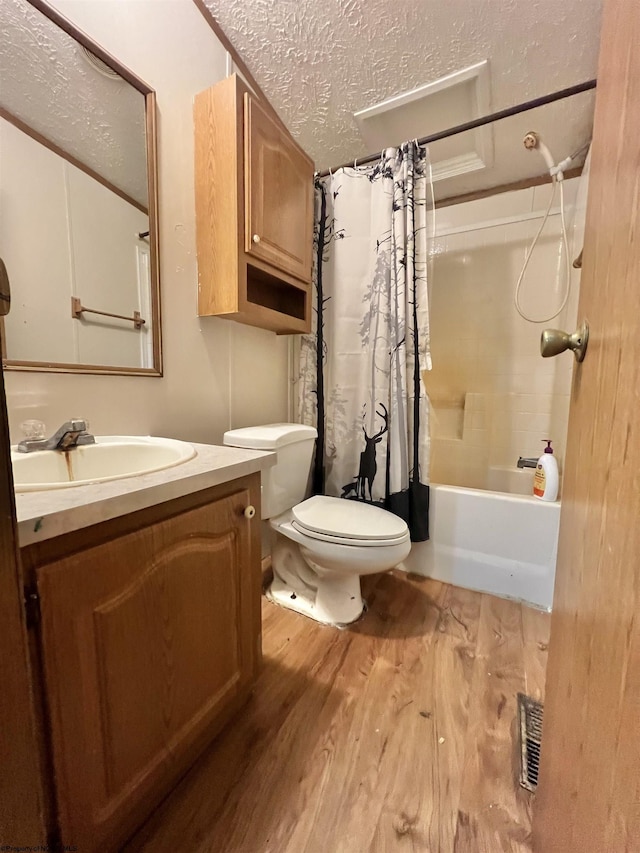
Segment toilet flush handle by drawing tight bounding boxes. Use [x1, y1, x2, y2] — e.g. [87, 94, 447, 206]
[244, 505, 256, 519]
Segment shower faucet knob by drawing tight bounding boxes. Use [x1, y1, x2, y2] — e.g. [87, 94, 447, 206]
[540, 320, 589, 362]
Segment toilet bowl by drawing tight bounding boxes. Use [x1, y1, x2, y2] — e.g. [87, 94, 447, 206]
[223, 424, 411, 626]
[270, 495, 411, 624]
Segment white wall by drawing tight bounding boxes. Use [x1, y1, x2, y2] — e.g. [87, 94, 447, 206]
[1, 116, 74, 364]
[1, 117, 150, 367]
[4, 0, 291, 444]
[426, 177, 583, 494]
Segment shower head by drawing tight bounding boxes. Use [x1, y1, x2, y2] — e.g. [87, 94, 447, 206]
[523, 131, 556, 172]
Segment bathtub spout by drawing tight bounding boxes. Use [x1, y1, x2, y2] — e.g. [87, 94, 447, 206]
[517, 457, 538, 469]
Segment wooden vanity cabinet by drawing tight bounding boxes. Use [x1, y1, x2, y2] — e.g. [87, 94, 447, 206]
[22, 474, 262, 853]
[194, 74, 314, 334]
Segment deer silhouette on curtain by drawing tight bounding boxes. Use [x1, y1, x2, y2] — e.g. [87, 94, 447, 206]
[341, 404, 388, 501]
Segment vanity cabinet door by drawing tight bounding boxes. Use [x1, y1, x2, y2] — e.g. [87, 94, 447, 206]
[244, 94, 314, 283]
[36, 488, 259, 852]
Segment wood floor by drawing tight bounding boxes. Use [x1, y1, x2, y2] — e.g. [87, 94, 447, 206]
[125, 572, 550, 853]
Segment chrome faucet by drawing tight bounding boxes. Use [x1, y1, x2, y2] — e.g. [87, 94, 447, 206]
[517, 457, 539, 469]
[17, 419, 96, 453]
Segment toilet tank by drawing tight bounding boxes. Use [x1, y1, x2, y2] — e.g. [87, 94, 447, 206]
[223, 423, 317, 518]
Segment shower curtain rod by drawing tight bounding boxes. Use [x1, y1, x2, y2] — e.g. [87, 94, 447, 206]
[315, 78, 597, 177]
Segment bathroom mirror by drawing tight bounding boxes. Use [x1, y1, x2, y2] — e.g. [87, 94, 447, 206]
[0, 0, 162, 375]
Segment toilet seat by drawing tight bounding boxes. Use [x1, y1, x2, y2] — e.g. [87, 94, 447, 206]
[290, 495, 410, 547]
[290, 521, 409, 547]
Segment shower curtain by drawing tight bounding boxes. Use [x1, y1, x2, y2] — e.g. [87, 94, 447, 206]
[296, 142, 434, 540]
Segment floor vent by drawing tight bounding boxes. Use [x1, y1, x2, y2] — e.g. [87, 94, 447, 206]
[517, 692, 544, 791]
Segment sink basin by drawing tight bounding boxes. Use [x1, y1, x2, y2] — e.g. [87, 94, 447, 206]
[11, 436, 197, 492]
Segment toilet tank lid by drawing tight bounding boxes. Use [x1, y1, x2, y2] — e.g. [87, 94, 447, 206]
[223, 423, 317, 450]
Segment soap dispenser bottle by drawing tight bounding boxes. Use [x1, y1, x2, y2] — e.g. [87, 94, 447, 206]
[533, 440, 559, 501]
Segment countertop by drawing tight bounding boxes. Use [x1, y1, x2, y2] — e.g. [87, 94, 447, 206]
[15, 442, 275, 547]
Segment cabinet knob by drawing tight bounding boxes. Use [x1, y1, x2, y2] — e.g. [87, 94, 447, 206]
[252, 234, 261, 244]
[243, 505, 256, 519]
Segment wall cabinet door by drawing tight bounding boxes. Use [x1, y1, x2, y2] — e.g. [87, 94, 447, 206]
[244, 94, 314, 283]
[36, 488, 257, 852]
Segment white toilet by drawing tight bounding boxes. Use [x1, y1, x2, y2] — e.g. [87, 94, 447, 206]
[223, 423, 411, 626]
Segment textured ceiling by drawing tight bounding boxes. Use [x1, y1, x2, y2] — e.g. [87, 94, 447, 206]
[201, 0, 603, 199]
[0, 0, 147, 206]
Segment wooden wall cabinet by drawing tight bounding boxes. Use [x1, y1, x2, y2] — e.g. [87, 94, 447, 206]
[194, 74, 314, 334]
[22, 474, 262, 852]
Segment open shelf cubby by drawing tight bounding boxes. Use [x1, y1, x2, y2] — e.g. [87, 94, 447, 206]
[246, 264, 308, 322]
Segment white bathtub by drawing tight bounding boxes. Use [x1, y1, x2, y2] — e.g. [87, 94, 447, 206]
[404, 484, 560, 610]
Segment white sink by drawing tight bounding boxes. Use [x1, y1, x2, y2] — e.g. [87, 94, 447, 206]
[11, 436, 197, 492]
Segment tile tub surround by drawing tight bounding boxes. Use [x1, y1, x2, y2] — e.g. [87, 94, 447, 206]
[15, 443, 275, 547]
[427, 179, 583, 493]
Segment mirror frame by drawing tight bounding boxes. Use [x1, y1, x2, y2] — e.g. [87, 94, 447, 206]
[1, 0, 162, 376]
